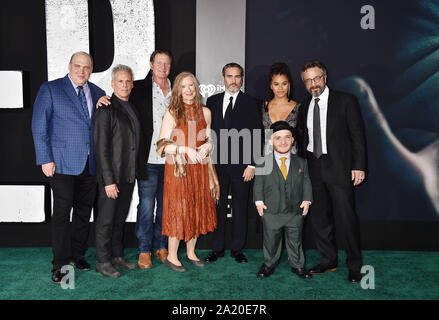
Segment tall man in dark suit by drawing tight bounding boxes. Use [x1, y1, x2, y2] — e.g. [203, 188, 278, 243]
[205, 63, 263, 264]
[32, 52, 105, 284]
[297, 60, 367, 283]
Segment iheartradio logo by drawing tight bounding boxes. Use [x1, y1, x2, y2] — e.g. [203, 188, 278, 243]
[199, 84, 225, 98]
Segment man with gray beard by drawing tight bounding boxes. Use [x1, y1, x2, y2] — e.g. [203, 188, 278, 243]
[297, 60, 367, 283]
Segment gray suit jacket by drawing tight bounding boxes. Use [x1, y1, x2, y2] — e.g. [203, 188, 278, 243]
[253, 152, 313, 214]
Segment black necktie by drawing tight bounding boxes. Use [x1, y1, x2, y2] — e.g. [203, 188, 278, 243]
[224, 96, 233, 128]
[313, 98, 322, 158]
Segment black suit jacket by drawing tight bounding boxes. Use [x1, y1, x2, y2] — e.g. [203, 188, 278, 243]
[129, 71, 154, 168]
[297, 88, 367, 186]
[129, 72, 173, 178]
[93, 94, 147, 186]
[206, 91, 263, 177]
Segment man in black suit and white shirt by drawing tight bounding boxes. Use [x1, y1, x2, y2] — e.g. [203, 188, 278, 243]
[205, 63, 262, 264]
[297, 60, 367, 283]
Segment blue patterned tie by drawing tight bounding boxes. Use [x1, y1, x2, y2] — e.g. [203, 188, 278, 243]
[77, 85, 95, 175]
[77, 86, 90, 118]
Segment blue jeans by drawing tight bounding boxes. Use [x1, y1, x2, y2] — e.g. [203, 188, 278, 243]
[136, 163, 167, 253]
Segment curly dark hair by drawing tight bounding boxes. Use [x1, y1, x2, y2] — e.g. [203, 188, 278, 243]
[265, 62, 293, 111]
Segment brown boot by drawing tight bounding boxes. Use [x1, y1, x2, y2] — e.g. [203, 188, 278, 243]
[154, 248, 168, 263]
[138, 253, 152, 269]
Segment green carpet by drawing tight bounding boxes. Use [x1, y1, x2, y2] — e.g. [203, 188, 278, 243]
[0, 248, 438, 300]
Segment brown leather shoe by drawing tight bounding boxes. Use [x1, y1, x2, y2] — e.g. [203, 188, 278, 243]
[138, 253, 152, 269]
[154, 248, 168, 263]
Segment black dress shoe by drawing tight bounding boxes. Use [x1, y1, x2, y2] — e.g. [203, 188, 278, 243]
[348, 270, 362, 283]
[308, 263, 337, 274]
[257, 264, 274, 278]
[51, 269, 67, 284]
[291, 267, 312, 279]
[112, 257, 137, 270]
[231, 252, 248, 263]
[96, 262, 121, 278]
[204, 251, 225, 263]
[71, 258, 91, 271]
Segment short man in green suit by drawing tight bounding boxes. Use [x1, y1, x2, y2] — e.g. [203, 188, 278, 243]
[254, 121, 313, 279]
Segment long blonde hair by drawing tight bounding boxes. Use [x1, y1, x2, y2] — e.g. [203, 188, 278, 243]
[168, 72, 202, 122]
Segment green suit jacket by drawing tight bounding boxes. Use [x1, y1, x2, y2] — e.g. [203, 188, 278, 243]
[253, 152, 313, 215]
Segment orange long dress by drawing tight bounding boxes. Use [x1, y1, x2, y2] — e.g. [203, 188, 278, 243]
[162, 103, 217, 242]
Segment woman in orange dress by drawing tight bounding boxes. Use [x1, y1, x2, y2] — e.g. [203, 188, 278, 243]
[157, 72, 217, 272]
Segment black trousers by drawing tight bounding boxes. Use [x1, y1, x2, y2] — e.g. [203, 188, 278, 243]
[306, 152, 363, 272]
[95, 182, 134, 263]
[212, 169, 251, 254]
[49, 160, 96, 272]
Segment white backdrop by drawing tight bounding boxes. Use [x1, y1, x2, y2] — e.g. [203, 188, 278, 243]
[0, 71, 23, 109]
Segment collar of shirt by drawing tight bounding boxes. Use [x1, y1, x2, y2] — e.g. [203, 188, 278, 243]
[67, 74, 93, 119]
[224, 90, 240, 106]
[274, 150, 291, 175]
[68, 74, 90, 94]
[152, 78, 172, 97]
[223, 90, 240, 117]
[274, 150, 291, 162]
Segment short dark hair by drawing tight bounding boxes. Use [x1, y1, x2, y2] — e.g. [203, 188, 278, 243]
[150, 50, 173, 63]
[270, 120, 296, 137]
[222, 62, 244, 77]
[301, 60, 327, 77]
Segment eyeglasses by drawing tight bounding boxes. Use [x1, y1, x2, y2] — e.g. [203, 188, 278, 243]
[303, 74, 324, 85]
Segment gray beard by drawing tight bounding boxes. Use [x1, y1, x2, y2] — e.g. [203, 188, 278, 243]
[226, 86, 241, 94]
[311, 86, 324, 97]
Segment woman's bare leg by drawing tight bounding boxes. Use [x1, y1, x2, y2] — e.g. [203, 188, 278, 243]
[167, 236, 182, 266]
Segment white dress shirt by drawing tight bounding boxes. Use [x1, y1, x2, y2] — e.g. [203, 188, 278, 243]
[148, 78, 172, 164]
[307, 85, 329, 154]
[222, 90, 240, 118]
[68, 75, 93, 118]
